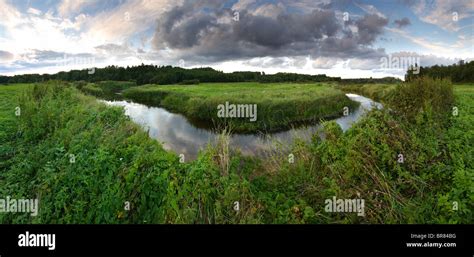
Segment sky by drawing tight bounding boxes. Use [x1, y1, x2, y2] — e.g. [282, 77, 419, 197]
[0, 0, 473, 79]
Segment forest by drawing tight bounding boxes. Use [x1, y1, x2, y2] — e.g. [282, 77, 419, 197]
[1, 64, 406, 85]
[406, 60, 474, 82]
[4, 60, 472, 86]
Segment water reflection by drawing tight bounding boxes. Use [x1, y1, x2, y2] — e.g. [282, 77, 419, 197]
[102, 94, 382, 160]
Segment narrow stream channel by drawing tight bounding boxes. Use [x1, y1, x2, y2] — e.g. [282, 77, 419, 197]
[102, 94, 382, 160]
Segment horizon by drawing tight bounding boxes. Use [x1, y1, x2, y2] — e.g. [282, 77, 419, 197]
[3, 60, 470, 79]
[1, 0, 473, 79]
[0, 62, 412, 80]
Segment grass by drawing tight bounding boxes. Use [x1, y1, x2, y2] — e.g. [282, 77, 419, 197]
[337, 83, 397, 102]
[244, 78, 472, 224]
[0, 79, 472, 224]
[122, 82, 358, 133]
[438, 84, 474, 223]
[0, 83, 184, 223]
[80, 81, 137, 99]
[0, 84, 31, 170]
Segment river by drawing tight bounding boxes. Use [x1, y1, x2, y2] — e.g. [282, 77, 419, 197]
[102, 94, 382, 160]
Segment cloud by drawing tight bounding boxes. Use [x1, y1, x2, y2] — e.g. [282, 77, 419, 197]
[0, 0, 21, 26]
[252, 3, 286, 18]
[354, 14, 389, 44]
[393, 17, 411, 28]
[409, 0, 474, 31]
[57, 0, 98, 17]
[242, 56, 309, 69]
[312, 57, 340, 69]
[94, 43, 148, 62]
[0, 50, 14, 62]
[400, 52, 461, 67]
[344, 51, 461, 72]
[152, 2, 389, 63]
[0, 49, 99, 74]
[84, 0, 178, 43]
[1, 0, 470, 79]
[354, 2, 387, 19]
[27, 8, 42, 16]
[95, 43, 136, 56]
[346, 57, 382, 70]
[387, 27, 473, 58]
[16, 49, 96, 64]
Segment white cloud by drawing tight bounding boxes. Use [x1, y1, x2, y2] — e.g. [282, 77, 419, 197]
[346, 58, 381, 70]
[312, 57, 340, 69]
[84, 0, 179, 43]
[0, 0, 21, 26]
[215, 58, 403, 79]
[57, 0, 98, 17]
[0, 0, 177, 59]
[354, 2, 387, 19]
[27, 7, 42, 16]
[387, 27, 474, 58]
[411, 0, 474, 31]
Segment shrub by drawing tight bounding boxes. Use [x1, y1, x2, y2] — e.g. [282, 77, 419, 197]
[387, 77, 454, 124]
[80, 81, 137, 99]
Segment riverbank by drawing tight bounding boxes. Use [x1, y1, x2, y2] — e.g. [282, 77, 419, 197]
[102, 93, 381, 160]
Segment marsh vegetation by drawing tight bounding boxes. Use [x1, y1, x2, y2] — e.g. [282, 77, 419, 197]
[0, 78, 472, 224]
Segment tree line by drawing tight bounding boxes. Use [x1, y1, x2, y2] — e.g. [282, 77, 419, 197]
[5, 62, 446, 85]
[0, 65, 340, 85]
[405, 60, 474, 82]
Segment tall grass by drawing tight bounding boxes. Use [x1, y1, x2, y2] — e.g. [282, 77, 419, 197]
[1, 82, 180, 223]
[248, 77, 471, 223]
[387, 77, 454, 124]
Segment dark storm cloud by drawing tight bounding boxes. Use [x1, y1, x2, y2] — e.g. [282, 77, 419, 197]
[152, 2, 389, 63]
[355, 14, 389, 44]
[394, 17, 411, 28]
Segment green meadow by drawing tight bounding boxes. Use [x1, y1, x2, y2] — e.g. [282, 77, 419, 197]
[122, 82, 358, 133]
[0, 78, 472, 224]
[337, 83, 397, 102]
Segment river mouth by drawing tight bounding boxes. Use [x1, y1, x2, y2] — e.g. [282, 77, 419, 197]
[102, 94, 382, 160]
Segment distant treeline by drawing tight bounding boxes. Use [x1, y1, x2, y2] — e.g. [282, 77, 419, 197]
[0, 65, 339, 85]
[339, 77, 402, 84]
[406, 60, 474, 82]
[2, 61, 473, 85]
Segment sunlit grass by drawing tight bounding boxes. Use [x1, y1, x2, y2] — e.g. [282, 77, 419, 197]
[123, 82, 358, 133]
